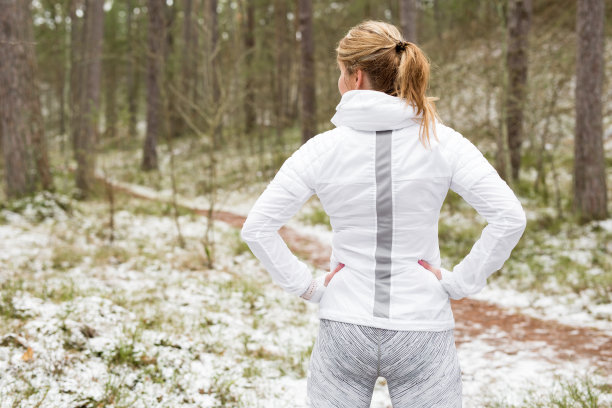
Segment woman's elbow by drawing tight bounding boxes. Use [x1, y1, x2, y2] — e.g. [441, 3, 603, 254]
[507, 202, 527, 234]
[240, 217, 259, 242]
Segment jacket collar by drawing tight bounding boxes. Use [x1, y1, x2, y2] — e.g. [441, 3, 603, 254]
[330, 89, 420, 131]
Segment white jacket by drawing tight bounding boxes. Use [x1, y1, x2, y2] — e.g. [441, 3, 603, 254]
[241, 89, 527, 331]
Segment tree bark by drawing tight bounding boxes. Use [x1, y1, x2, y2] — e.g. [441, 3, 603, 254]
[207, 0, 221, 147]
[574, 0, 607, 221]
[433, 0, 442, 41]
[21, 1, 52, 191]
[142, 0, 165, 171]
[399, 0, 417, 43]
[71, 0, 104, 197]
[0, 0, 32, 197]
[104, 2, 119, 140]
[505, 0, 531, 181]
[243, 0, 256, 137]
[70, 0, 84, 154]
[298, 0, 316, 143]
[165, 0, 181, 139]
[126, 0, 139, 137]
[209, 0, 219, 107]
[0, 0, 52, 198]
[178, 0, 194, 136]
[274, 0, 289, 144]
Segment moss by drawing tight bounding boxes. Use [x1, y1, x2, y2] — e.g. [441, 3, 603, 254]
[242, 365, 262, 379]
[92, 244, 130, 266]
[38, 280, 80, 303]
[51, 244, 86, 271]
[0, 278, 24, 319]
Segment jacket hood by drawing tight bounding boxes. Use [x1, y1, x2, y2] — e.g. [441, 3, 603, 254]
[330, 89, 421, 131]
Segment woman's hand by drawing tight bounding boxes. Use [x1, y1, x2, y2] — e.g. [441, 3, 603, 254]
[418, 259, 442, 280]
[299, 263, 345, 303]
[325, 263, 345, 286]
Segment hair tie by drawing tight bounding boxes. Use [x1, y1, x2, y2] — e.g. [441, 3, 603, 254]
[395, 41, 408, 53]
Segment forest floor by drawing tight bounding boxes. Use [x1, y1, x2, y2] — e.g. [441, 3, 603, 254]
[103, 175, 612, 402]
[1, 168, 608, 407]
[1, 124, 611, 406]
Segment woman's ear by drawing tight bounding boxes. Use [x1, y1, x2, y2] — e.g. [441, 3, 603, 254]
[354, 69, 363, 89]
[354, 69, 368, 90]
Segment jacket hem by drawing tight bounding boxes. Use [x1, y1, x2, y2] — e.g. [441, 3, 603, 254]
[317, 310, 455, 331]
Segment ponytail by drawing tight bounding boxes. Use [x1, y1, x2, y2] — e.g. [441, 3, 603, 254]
[395, 42, 439, 148]
[336, 20, 440, 148]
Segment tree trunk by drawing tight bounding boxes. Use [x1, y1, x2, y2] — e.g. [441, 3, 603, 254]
[0, 0, 32, 197]
[179, 0, 194, 137]
[51, 3, 68, 138]
[74, 0, 104, 197]
[209, 0, 219, 106]
[298, 0, 316, 143]
[243, 0, 256, 137]
[70, 0, 84, 155]
[274, 0, 289, 144]
[126, 0, 139, 137]
[574, 0, 607, 221]
[21, 0, 52, 191]
[142, 0, 165, 171]
[433, 0, 442, 41]
[505, 0, 531, 181]
[165, 1, 181, 139]
[104, 2, 119, 140]
[399, 0, 417, 43]
[208, 0, 221, 147]
[0, 0, 52, 198]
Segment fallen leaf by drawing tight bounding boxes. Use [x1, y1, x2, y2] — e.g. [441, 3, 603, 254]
[21, 347, 34, 362]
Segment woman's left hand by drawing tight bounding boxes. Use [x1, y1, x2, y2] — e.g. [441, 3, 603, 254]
[418, 259, 442, 280]
[325, 263, 345, 286]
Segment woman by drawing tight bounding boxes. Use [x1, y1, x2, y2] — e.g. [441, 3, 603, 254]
[241, 20, 526, 407]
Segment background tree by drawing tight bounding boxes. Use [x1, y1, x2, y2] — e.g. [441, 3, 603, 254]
[505, 0, 532, 182]
[574, 0, 607, 221]
[177, 0, 195, 138]
[103, 1, 120, 140]
[298, 0, 316, 143]
[125, 0, 142, 138]
[142, 0, 166, 171]
[207, 0, 221, 147]
[274, 0, 290, 147]
[72, 0, 104, 197]
[243, 0, 256, 141]
[0, 0, 52, 198]
[399, 0, 417, 43]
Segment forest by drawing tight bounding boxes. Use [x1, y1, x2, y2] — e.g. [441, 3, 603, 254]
[0, 0, 611, 407]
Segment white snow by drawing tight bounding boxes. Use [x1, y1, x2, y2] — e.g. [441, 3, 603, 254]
[1, 188, 610, 407]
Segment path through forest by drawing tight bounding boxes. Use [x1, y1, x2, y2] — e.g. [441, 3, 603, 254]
[99, 175, 612, 389]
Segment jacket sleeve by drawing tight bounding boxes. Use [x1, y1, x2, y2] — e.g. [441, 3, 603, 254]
[438, 131, 527, 300]
[240, 137, 322, 299]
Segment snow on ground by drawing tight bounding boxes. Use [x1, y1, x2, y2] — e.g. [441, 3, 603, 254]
[458, 331, 609, 407]
[470, 284, 612, 337]
[0, 198, 319, 407]
[1, 193, 609, 407]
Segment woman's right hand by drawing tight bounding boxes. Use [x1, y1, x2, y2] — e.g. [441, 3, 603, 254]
[418, 259, 442, 280]
[325, 263, 345, 286]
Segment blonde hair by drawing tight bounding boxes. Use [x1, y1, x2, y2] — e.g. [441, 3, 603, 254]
[336, 20, 439, 147]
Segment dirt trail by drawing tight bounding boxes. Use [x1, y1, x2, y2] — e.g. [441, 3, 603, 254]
[100, 176, 612, 380]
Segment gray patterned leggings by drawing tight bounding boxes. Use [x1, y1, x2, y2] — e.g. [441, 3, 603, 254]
[306, 319, 462, 407]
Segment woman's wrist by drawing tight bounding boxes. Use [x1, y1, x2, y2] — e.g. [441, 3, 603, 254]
[300, 275, 327, 303]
